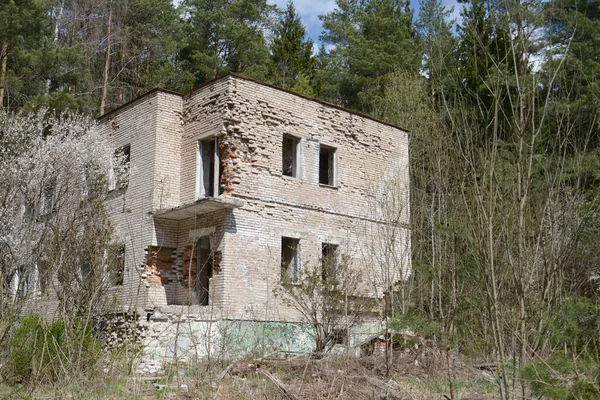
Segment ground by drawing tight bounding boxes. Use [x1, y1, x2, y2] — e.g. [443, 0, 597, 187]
[1, 340, 497, 399]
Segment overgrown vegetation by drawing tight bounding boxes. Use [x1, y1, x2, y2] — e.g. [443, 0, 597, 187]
[2, 0, 600, 397]
[0, 110, 132, 393]
[6, 315, 102, 384]
[275, 254, 378, 353]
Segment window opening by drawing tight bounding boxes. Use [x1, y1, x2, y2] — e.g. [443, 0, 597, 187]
[78, 262, 92, 285]
[281, 237, 300, 284]
[38, 261, 50, 295]
[22, 202, 34, 224]
[9, 269, 20, 300]
[319, 145, 336, 186]
[196, 236, 213, 306]
[282, 135, 299, 177]
[198, 137, 223, 197]
[321, 243, 338, 283]
[11, 268, 29, 300]
[108, 244, 125, 286]
[42, 178, 56, 215]
[110, 144, 130, 190]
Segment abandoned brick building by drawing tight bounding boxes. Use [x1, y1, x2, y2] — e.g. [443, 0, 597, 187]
[97, 73, 410, 370]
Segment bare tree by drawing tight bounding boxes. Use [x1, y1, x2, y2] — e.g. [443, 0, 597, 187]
[274, 252, 377, 354]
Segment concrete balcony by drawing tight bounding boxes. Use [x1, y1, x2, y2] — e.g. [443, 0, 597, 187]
[152, 197, 244, 220]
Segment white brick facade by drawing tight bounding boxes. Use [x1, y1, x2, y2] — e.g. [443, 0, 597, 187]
[97, 74, 411, 324]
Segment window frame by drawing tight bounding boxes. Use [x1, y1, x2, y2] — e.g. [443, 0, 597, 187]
[282, 134, 301, 178]
[196, 235, 213, 306]
[109, 144, 131, 191]
[281, 237, 301, 284]
[195, 136, 223, 199]
[321, 242, 339, 284]
[318, 144, 337, 187]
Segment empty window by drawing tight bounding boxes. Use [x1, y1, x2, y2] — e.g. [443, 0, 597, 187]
[319, 145, 336, 186]
[321, 243, 338, 283]
[197, 137, 223, 198]
[282, 135, 299, 177]
[110, 144, 130, 190]
[42, 178, 56, 215]
[38, 262, 50, 295]
[281, 237, 300, 284]
[108, 244, 125, 286]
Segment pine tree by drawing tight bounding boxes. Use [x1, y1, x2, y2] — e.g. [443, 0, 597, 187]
[318, 0, 420, 113]
[0, 0, 51, 110]
[117, 0, 191, 101]
[269, 1, 315, 91]
[181, 0, 274, 84]
[416, 0, 457, 106]
[544, 0, 600, 150]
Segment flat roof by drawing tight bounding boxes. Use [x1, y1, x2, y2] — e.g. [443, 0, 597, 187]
[98, 73, 408, 132]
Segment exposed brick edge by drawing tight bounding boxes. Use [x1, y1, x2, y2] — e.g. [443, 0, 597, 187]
[97, 74, 409, 133]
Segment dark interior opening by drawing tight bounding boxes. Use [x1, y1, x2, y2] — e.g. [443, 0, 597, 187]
[319, 145, 335, 185]
[196, 236, 213, 306]
[321, 243, 338, 282]
[200, 138, 223, 196]
[282, 135, 298, 177]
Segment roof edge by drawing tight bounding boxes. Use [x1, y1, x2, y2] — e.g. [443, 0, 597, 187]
[223, 73, 408, 132]
[97, 87, 182, 122]
[97, 73, 408, 132]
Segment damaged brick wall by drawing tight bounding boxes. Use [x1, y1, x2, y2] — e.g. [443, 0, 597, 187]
[97, 74, 409, 323]
[142, 246, 175, 287]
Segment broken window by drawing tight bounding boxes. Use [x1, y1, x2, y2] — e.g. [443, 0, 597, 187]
[281, 237, 300, 284]
[110, 144, 130, 190]
[197, 137, 223, 198]
[321, 243, 339, 283]
[9, 267, 36, 300]
[22, 202, 34, 225]
[37, 261, 50, 295]
[282, 135, 299, 177]
[108, 244, 125, 286]
[196, 236, 213, 306]
[319, 144, 336, 186]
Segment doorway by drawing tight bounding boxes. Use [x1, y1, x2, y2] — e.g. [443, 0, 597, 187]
[196, 236, 212, 305]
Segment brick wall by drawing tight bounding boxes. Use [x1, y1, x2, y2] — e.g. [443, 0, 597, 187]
[97, 75, 411, 323]
[98, 90, 183, 312]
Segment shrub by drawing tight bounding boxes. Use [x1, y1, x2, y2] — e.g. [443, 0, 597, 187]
[5, 314, 102, 384]
[521, 298, 600, 399]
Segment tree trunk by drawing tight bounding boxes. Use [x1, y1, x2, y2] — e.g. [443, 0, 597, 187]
[0, 42, 8, 110]
[118, 48, 125, 104]
[100, 0, 113, 116]
[46, 0, 65, 96]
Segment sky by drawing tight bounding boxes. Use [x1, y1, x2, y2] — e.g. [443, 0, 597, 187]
[266, 0, 464, 50]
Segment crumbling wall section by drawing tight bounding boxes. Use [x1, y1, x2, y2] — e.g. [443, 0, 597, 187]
[180, 79, 234, 204]
[199, 76, 412, 322]
[143, 210, 231, 309]
[137, 309, 314, 375]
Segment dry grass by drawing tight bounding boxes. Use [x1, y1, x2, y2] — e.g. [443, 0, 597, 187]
[149, 343, 496, 399]
[0, 340, 497, 399]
